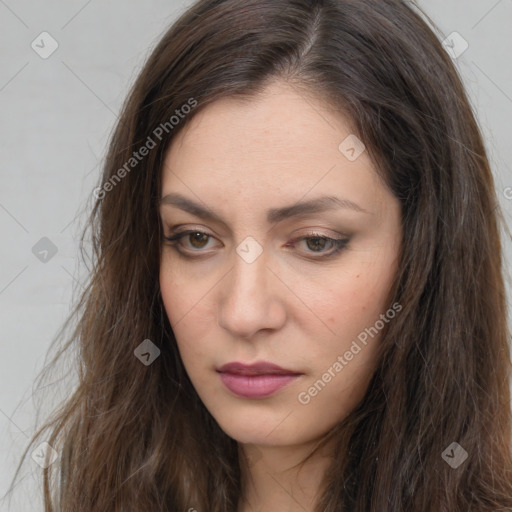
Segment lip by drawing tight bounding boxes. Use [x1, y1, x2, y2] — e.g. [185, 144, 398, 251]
[216, 361, 302, 398]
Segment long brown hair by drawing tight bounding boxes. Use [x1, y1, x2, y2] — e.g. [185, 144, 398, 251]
[6, 0, 512, 510]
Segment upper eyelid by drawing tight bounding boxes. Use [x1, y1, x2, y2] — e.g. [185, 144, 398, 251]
[165, 226, 218, 240]
[164, 224, 347, 239]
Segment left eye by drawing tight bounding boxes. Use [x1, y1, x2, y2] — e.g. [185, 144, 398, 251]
[287, 234, 349, 257]
[163, 230, 349, 258]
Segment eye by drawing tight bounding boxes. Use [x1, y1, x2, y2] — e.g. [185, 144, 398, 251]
[164, 229, 219, 252]
[287, 232, 349, 258]
[163, 228, 349, 259]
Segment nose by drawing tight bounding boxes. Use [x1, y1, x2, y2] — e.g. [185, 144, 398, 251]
[217, 249, 287, 340]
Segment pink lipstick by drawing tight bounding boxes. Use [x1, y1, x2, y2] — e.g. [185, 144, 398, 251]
[216, 361, 302, 399]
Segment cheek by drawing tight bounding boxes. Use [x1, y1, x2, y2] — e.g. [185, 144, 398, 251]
[297, 246, 397, 376]
[326, 243, 398, 321]
[159, 264, 214, 367]
[159, 266, 182, 326]
[306, 272, 395, 341]
[159, 258, 211, 329]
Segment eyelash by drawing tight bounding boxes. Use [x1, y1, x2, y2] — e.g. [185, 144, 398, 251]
[163, 229, 349, 260]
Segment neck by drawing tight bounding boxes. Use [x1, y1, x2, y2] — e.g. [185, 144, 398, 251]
[237, 439, 335, 512]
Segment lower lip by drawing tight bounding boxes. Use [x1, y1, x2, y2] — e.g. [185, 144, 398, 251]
[218, 372, 300, 398]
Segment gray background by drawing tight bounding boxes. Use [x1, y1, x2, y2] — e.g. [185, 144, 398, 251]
[1, 1, 511, 510]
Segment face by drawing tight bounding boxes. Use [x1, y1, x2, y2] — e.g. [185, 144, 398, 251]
[159, 80, 402, 448]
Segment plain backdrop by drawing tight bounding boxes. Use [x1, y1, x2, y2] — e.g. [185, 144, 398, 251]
[1, 1, 511, 510]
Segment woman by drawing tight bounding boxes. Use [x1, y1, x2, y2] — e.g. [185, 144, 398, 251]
[9, 0, 512, 510]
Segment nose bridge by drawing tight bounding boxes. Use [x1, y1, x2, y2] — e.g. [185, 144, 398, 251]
[232, 246, 268, 298]
[217, 245, 285, 338]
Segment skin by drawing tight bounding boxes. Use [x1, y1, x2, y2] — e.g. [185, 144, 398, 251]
[159, 80, 402, 512]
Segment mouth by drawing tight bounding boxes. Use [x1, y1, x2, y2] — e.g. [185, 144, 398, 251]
[216, 361, 303, 398]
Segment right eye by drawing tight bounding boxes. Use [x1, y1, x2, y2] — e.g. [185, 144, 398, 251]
[163, 229, 221, 254]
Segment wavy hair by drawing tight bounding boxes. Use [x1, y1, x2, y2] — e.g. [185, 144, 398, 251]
[6, 0, 512, 510]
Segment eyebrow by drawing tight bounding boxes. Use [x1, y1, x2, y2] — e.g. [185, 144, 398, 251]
[160, 192, 370, 224]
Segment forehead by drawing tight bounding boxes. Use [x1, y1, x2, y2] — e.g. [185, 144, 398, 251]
[166, 81, 352, 165]
[161, 81, 391, 217]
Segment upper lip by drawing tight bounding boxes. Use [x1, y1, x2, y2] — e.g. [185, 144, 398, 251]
[217, 361, 302, 376]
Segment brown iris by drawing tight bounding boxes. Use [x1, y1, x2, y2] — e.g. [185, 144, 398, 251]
[189, 232, 209, 249]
